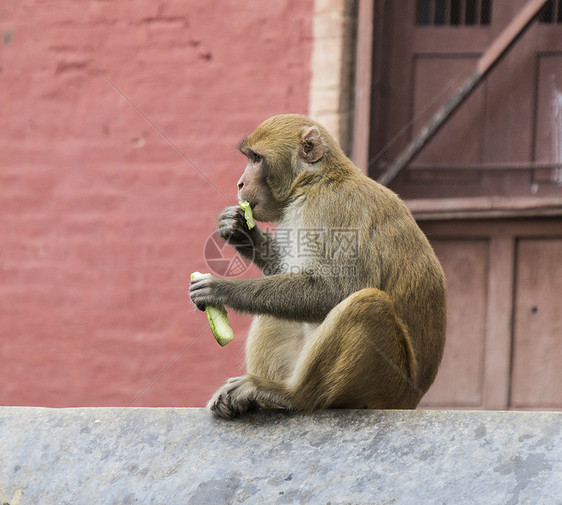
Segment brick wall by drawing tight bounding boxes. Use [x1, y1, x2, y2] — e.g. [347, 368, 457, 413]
[0, 0, 313, 407]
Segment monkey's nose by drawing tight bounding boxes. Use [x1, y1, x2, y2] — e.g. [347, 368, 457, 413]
[237, 181, 244, 191]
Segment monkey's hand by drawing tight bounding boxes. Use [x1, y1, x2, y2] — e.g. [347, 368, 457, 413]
[217, 206, 256, 245]
[189, 274, 227, 311]
[217, 206, 280, 273]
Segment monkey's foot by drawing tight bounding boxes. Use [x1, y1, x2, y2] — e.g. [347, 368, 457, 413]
[207, 376, 257, 419]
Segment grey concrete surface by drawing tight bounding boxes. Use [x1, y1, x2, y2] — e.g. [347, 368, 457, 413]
[0, 407, 560, 504]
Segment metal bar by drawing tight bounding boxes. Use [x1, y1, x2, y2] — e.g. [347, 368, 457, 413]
[450, 0, 460, 24]
[466, 0, 477, 25]
[430, 0, 436, 25]
[435, 0, 445, 24]
[476, 0, 482, 25]
[482, 0, 488, 24]
[377, 0, 549, 187]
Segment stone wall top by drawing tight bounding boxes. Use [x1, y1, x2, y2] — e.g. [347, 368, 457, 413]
[0, 407, 560, 504]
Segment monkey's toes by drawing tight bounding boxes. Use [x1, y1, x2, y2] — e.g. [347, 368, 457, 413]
[207, 377, 254, 419]
[208, 394, 236, 418]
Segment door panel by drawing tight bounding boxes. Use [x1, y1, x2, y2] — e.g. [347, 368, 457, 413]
[535, 54, 562, 184]
[420, 239, 489, 407]
[413, 56, 485, 165]
[511, 238, 562, 408]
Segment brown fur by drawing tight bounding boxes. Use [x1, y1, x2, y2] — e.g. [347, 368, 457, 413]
[190, 114, 446, 418]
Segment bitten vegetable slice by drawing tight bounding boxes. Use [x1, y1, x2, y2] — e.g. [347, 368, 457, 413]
[239, 200, 255, 230]
[190, 272, 234, 346]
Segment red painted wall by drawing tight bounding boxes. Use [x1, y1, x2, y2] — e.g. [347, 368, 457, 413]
[0, 1, 313, 406]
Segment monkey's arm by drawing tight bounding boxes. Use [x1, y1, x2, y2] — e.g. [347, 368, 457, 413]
[217, 206, 283, 274]
[190, 273, 343, 323]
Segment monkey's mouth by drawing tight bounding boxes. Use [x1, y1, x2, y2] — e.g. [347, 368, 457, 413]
[247, 202, 258, 217]
[239, 197, 256, 212]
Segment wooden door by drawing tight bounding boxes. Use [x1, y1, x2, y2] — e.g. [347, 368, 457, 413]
[367, 1, 562, 409]
[369, 0, 562, 199]
[417, 219, 562, 410]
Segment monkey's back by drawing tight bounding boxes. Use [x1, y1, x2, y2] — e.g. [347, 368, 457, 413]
[295, 170, 447, 396]
[363, 177, 447, 395]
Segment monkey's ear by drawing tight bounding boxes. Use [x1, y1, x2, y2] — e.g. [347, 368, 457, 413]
[299, 126, 324, 163]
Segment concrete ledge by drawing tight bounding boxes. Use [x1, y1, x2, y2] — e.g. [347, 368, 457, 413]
[0, 408, 560, 504]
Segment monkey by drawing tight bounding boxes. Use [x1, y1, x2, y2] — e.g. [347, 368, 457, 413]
[189, 114, 446, 418]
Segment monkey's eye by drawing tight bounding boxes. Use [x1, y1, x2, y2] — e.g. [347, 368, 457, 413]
[250, 153, 262, 164]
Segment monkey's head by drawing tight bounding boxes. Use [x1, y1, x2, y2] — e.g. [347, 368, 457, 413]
[237, 114, 342, 222]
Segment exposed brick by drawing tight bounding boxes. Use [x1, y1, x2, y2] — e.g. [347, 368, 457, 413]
[311, 111, 341, 140]
[309, 0, 354, 150]
[313, 11, 346, 39]
[309, 87, 342, 115]
[314, 0, 347, 15]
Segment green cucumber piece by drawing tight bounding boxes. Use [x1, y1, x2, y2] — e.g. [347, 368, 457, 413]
[239, 200, 255, 230]
[204, 305, 234, 347]
[191, 272, 234, 346]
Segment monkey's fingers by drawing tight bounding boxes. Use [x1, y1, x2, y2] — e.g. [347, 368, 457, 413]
[189, 286, 209, 311]
[190, 272, 234, 346]
[217, 206, 250, 239]
[189, 293, 206, 312]
[189, 273, 213, 311]
[218, 206, 246, 225]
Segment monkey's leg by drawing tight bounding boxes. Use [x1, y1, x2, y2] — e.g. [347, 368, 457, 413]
[207, 289, 419, 418]
[245, 315, 307, 382]
[207, 316, 306, 418]
[285, 288, 419, 410]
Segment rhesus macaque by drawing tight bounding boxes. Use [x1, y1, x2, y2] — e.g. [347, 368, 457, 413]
[190, 114, 446, 418]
